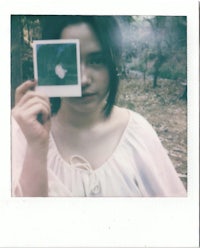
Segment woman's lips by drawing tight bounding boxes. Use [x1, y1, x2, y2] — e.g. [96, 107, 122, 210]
[82, 93, 96, 98]
[74, 92, 97, 102]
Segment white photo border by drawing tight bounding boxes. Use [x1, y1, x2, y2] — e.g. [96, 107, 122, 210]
[0, 0, 199, 247]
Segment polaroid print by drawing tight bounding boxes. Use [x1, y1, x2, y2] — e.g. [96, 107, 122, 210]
[33, 39, 81, 97]
[4, 1, 199, 247]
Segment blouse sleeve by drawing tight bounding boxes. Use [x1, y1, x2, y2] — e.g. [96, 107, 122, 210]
[131, 112, 186, 197]
[11, 117, 72, 197]
[11, 117, 27, 196]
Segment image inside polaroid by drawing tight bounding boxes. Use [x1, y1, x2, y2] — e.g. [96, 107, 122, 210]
[33, 39, 81, 97]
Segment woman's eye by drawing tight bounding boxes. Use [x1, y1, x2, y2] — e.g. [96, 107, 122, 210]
[88, 56, 106, 67]
[91, 58, 104, 64]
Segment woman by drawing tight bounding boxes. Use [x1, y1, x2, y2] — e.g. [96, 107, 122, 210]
[12, 16, 186, 197]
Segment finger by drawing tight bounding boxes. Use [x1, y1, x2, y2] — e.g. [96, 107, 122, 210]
[20, 97, 51, 119]
[18, 102, 51, 124]
[17, 90, 49, 108]
[18, 93, 50, 111]
[14, 94, 51, 123]
[15, 80, 36, 105]
[17, 80, 36, 94]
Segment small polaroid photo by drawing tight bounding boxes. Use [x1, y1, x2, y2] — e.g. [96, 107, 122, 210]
[33, 39, 81, 97]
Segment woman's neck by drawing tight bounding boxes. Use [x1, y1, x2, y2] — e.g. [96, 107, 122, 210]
[53, 99, 108, 130]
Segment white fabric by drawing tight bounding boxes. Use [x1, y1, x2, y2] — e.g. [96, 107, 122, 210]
[12, 110, 186, 197]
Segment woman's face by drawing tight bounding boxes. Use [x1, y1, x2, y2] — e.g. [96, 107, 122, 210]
[60, 23, 110, 114]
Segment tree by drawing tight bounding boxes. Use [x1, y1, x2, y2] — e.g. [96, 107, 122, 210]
[142, 16, 187, 88]
[146, 16, 168, 87]
[11, 15, 23, 107]
[11, 15, 42, 106]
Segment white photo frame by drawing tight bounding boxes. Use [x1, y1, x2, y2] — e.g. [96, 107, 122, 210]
[33, 39, 82, 97]
[0, 1, 198, 247]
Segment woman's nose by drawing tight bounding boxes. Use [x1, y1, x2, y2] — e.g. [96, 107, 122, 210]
[80, 63, 91, 87]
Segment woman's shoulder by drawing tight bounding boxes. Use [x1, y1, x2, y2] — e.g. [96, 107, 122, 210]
[114, 107, 168, 167]
[114, 106, 155, 131]
[114, 106, 160, 146]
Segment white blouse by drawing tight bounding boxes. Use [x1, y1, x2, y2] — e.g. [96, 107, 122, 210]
[12, 110, 186, 197]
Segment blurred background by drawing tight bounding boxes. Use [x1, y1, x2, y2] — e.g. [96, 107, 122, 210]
[11, 15, 187, 188]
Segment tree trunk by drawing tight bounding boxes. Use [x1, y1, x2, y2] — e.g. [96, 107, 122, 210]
[143, 71, 146, 83]
[180, 86, 187, 100]
[153, 70, 158, 88]
[152, 53, 164, 88]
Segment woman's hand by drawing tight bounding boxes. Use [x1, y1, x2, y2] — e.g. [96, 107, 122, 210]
[12, 80, 51, 146]
[12, 80, 51, 196]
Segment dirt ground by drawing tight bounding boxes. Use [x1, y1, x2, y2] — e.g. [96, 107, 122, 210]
[117, 77, 187, 189]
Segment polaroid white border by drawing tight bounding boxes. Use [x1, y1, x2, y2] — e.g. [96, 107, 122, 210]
[0, 1, 199, 247]
[33, 39, 82, 97]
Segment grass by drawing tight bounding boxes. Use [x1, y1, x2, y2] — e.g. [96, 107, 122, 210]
[116, 76, 187, 188]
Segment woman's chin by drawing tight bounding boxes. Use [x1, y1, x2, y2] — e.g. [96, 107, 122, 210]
[64, 98, 105, 115]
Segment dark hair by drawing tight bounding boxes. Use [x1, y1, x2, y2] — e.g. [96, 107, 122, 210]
[41, 15, 122, 117]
